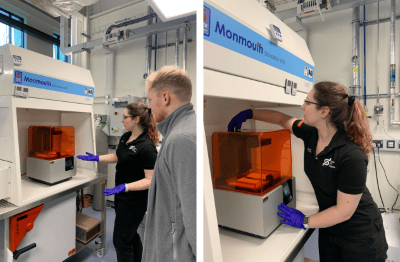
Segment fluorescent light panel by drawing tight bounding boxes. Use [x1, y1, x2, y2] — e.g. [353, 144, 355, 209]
[147, 0, 196, 21]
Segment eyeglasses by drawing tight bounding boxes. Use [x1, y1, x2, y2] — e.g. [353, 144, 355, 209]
[304, 100, 321, 106]
[122, 115, 133, 120]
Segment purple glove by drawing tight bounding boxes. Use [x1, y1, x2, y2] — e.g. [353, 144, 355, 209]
[277, 203, 306, 230]
[77, 152, 99, 162]
[103, 184, 126, 196]
[227, 109, 253, 132]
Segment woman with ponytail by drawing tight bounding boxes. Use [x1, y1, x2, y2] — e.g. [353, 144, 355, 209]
[78, 102, 159, 262]
[228, 81, 388, 262]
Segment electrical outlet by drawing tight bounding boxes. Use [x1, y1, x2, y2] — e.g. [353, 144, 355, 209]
[387, 140, 395, 149]
[373, 140, 383, 148]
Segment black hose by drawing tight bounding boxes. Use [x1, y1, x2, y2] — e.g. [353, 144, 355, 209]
[373, 148, 385, 210]
[106, 12, 157, 35]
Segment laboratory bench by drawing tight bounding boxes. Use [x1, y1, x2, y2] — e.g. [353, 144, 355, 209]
[0, 173, 108, 261]
[218, 202, 319, 262]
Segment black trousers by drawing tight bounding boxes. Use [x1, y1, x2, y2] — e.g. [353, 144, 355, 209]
[113, 195, 147, 262]
[318, 221, 388, 262]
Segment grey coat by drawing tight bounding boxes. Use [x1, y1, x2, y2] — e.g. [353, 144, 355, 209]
[142, 103, 196, 262]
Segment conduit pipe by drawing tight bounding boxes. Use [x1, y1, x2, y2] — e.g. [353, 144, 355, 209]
[352, 7, 360, 97]
[145, 6, 153, 78]
[389, 0, 400, 125]
[175, 29, 179, 66]
[183, 23, 188, 71]
[363, 5, 367, 107]
[104, 46, 116, 98]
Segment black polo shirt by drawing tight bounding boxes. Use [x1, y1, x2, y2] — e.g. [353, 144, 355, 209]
[115, 130, 157, 201]
[293, 120, 381, 238]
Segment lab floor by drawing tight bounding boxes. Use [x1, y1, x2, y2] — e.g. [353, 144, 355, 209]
[66, 201, 117, 262]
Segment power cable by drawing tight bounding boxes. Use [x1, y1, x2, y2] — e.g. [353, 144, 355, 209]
[373, 147, 385, 211]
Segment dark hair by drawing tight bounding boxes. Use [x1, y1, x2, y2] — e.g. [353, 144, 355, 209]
[126, 102, 159, 146]
[313, 81, 373, 155]
[146, 66, 192, 102]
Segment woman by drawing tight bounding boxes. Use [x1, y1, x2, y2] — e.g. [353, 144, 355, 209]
[228, 81, 388, 262]
[78, 102, 159, 262]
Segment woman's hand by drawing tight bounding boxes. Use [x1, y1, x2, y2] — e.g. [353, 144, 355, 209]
[77, 152, 99, 162]
[227, 109, 253, 132]
[103, 184, 126, 196]
[277, 203, 306, 230]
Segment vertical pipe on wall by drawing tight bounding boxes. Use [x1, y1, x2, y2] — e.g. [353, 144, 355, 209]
[175, 29, 180, 66]
[145, 6, 153, 77]
[183, 23, 188, 71]
[105, 48, 116, 98]
[60, 16, 69, 53]
[165, 31, 168, 66]
[85, 6, 90, 70]
[363, 6, 366, 107]
[155, 17, 157, 71]
[351, 7, 360, 97]
[71, 17, 77, 65]
[389, 0, 400, 125]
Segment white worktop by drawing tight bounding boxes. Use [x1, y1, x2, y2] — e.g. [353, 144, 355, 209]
[219, 202, 319, 262]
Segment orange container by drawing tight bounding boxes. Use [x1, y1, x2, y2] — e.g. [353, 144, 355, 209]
[28, 126, 75, 161]
[212, 130, 292, 196]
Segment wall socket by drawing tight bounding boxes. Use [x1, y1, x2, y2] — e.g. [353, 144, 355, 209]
[372, 140, 383, 148]
[372, 137, 400, 152]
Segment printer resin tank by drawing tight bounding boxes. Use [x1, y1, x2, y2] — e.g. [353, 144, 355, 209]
[212, 130, 296, 237]
[27, 126, 77, 185]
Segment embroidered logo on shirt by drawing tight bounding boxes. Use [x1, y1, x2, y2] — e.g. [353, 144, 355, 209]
[129, 146, 137, 153]
[297, 120, 304, 127]
[307, 147, 312, 153]
[322, 158, 335, 168]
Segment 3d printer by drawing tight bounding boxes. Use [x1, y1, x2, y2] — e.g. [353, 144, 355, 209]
[212, 130, 296, 237]
[27, 126, 77, 185]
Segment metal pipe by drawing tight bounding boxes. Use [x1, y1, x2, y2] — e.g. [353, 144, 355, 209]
[175, 29, 179, 66]
[389, 0, 400, 125]
[363, 6, 366, 107]
[351, 7, 360, 96]
[360, 14, 400, 27]
[165, 31, 168, 65]
[155, 17, 157, 71]
[85, 6, 90, 70]
[104, 46, 116, 98]
[377, 3, 380, 103]
[60, 16, 69, 53]
[364, 93, 400, 99]
[145, 6, 153, 77]
[71, 17, 77, 65]
[151, 39, 193, 50]
[183, 23, 188, 71]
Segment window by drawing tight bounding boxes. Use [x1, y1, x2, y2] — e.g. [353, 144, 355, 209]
[0, 8, 24, 48]
[53, 34, 70, 63]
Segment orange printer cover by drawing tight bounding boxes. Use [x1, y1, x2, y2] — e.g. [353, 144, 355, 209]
[28, 126, 75, 161]
[212, 130, 292, 196]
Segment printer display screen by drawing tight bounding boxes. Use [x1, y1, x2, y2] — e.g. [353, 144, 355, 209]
[283, 183, 293, 205]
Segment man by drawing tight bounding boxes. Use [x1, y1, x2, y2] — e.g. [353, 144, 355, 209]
[142, 66, 196, 262]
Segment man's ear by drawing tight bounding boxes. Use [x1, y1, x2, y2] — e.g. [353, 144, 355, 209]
[162, 91, 171, 106]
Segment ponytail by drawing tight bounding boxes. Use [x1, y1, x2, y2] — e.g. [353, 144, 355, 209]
[314, 81, 373, 155]
[126, 102, 160, 146]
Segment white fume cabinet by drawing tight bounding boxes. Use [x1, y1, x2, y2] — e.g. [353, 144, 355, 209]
[204, 0, 316, 260]
[0, 44, 98, 262]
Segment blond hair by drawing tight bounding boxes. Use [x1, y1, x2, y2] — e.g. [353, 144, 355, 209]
[146, 66, 192, 102]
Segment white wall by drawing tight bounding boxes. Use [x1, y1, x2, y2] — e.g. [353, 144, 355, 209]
[302, 0, 400, 210]
[89, 1, 197, 115]
[0, 0, 60, 57]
